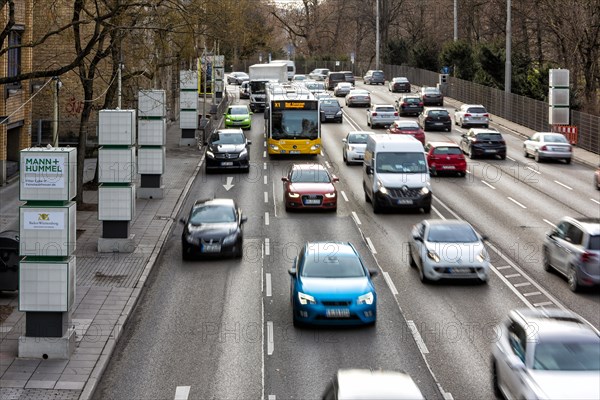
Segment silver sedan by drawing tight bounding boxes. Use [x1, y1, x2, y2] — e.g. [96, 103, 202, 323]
[523, 132, 572, 163]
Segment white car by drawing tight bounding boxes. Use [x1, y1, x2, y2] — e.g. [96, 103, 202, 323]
[342, 131, 373, 165]
[366, 104, 398, 128]
[523, 131, 572, 164]
[492, 308, 600, 400]
[308, 68, 330, 81]
[409, 219, 489, 283]
[454, 104, 489, 128]
[322, 369, 424, 400]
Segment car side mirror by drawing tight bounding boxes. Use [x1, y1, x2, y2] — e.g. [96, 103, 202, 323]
[369, 269, 378, 277]
[281, 177, 289, 182]
[179, 217, 187, 224]
[241, 216, 248, 224]
[480, 234, 489, 241]
[342, 138, 347, 143]
[413, 235, 423, 242]
[247, 140, 252, 145]
[332, 176, 339, 183]
[366, 165, 373, 175]
[249, 112, 254, 115]
[288, 268, 296, 276]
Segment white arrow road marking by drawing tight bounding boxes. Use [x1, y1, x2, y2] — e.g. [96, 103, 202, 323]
[223, 176, 234, 191]
[174, 386, 191, 400]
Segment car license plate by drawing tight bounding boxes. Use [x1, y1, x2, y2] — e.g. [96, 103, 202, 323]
[435, 122, 443, 125]
[290, 150, 301, 154]
[450, 267, 468, 274]
[326, 309, 350, 318]
[304, 199, 321, 205]
[221, 161, 234, 166]
[409, 105, 416, 107]
[397, 199, 413, 205]
[485, 149, 497, 153]
[356, 155, 364, 159]
[442, 165, 455, 169]
[202, 243, 221, 253]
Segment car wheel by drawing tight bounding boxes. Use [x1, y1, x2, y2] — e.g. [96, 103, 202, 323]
[542, 248, 553, 272]
[484, 125, 489, 129]
[422, 204, 431, 214]
[372, 196, 382, 213]
[182, 242, 191, 261]
[500, 154, 506, 160]
[293, 317, 304, 328]
[343, 151, 347, 162]
[430, 167, 437, 176]
[235, 240, 243, 259]
[458, 171, 466, 177]
[409, 251, 417, 268]
[367, 120, 370, 127]
[446, 127, 451, 132]
[565, 158, 571, 164]
[469, 147, 475, 159]
[418, 265, 430, 284]
[492, 359, 503, 398]
[523, 147, 529, 158]
[568, 266, 580, 292]
[460, 120, 465, 128]
[534, 151, 541, 162]
[364, 189, 371, 203]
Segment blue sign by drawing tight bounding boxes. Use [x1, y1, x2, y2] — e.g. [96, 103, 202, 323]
[441, 66, 450, 74]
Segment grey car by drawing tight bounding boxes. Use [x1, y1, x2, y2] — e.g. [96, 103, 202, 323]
[523, 132, 572, 164]
[543, 217, 600, 292]
[492, 308, 600, 400]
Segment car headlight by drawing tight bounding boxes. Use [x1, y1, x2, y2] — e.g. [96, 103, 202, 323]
[225, 117, 231, 121]
[185, 234, 200, 246]
[427, 249, 440, 263]
[239, 148, 248, 157]
[376, 180, 388, 195]
[336, 111, 342, 116]
[206, 150, 215, 158]
[222, 232, 238, 246]
[324, 192, 336, 198]
[348, 146, 354, 151]
[357, 292, 374, 305]
[420, 186, 430, 195]
[288, 192, 300, 198]
[270, 144, 279, 151]
[477, 249, 488, 263]
[310, 144, 321, 151]
[298, 292, 316, 305]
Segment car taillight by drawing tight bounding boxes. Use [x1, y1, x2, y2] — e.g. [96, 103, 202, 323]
[372, 112, 378, 116]
[403, 102, 409, 106]
[567, 146, 572, 152]
[419, 102, 423, 106]
[499, 140, 505, 144]
[483, 113, 489, 117]
[464, 113, 472, 117]
[581, 252, 596, 263]
[541, 145, 548, 151]
[394, 112, 398, 116]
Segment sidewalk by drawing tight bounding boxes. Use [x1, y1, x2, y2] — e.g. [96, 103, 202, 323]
[0, 121, 203, 400]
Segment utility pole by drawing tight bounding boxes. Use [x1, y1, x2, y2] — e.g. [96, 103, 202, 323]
[454, 0, 458, 41]
[117, 58, 123, 109]
[505, 0, 512, 93]
[375, 0, 380, 70]
[52, 76, 59, 147]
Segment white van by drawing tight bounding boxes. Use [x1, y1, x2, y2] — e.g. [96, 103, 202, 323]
[322, 369, 425, 400]
[362, 134, 432, 213]
[270, 59, 296, 81]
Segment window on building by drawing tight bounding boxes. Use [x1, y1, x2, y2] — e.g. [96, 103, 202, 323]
[7, 29, 22, 80]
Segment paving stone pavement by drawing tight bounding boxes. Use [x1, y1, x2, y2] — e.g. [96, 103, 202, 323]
[0, 121, 203, 400]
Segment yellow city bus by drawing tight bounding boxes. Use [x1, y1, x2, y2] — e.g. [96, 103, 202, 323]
[264, 83, 321, 156]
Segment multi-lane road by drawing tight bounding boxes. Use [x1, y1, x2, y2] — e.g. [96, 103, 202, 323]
[93, 81, 599, 399]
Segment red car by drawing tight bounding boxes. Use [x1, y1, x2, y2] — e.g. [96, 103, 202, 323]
[282, 164, 339, 211]
[387, 120, 426, 144]
[424, 141, 467, 177]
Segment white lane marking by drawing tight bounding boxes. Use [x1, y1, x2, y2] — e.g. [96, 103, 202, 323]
[507, 197, 527, 208]
[264, 162, 267, 170]
[514, 282, 531, 288]
[366, 237, 377, 254]
[341, 191, 349, 202]
[407, 321, 429, 354]
[264, 238, 270, 256]
[264, 175, 268, 185]
[264, 212, 269, 226]
[506, 156, 516, 161]
[496, 266, 512, 270]
[264, 191, 268, 203]
[432, 205, 444, 218]
[272, 182, 278, 217]
[465, 169, 471, 174]
[543, 219, 556, 228]
[526, 166, 541, 175]
[266, 273, 272, 297]
[505, 273, 521, 278]
[325, 161, 331, 168]
[524, 291, 542, 297]
[534, 301, 554, 307]
[320, 150, 324, 156]
[263, 140, 267, 147]
[351, 211, 361, 225]
[174, 386, 191, 400]
[382, 271, 398, 295]
[592, 198, 600, 205]
[268, 396, 276, 400]
[267, 321, 274, 355]
[481, 180, 496, 189]
[554, 180, 573, 190]
[263, 150, 267, 158]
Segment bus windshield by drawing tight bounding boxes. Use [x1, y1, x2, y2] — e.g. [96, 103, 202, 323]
[271, 110, 319, 140]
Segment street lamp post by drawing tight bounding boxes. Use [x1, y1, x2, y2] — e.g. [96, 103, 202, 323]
[505, 0, 512, 93]
[375, 0, 380, 70]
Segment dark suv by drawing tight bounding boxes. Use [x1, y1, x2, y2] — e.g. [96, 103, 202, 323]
[363, 70, 385, 85]
[205, 128, 252, 172]
[325, 72, 346, 90]
[340, 71, 355, 85]
[543, 217, 600, 292]
[459, 128, 506, 159]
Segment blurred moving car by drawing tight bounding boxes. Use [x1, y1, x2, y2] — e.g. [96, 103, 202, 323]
[342, 131, 373, 165]
[596, 165, 600, 190]
[418, 107, 452, 132]
[340, 70, 355, 85]
[289, 242, 377, 327]
[366, 104, 398, 128]
[224, 104, 252, 130]
[292, 74, 307, 82]
[395, 95, 424, 116]
[319, 98, 343, 123]
[345, 89, 371, 107]
[282, 163, 339, 211]
[543, 216, 600, 292]
[424, 141, 467, 177]
[388, 77, 411, 93]
[523, 132, 572, 164]
[409, 219, 490, 283]
[454, 104, 490, 128]
[227, 71, 249, 85]
[239, 81, 250, 99]
[180, 198, 247, 260]
[419, 86, 444, 106]
[387, 120, 425, 144]
[333, 82, 353, 97]
[309, 68, 330, 81]
[304, 80, 327, 95]
[459, 128, 506, 159]
[322, 369, 424, 400]
[492, 308, 600, 400]
[363, 70, 385, 85]
[205, 128, 251, 173]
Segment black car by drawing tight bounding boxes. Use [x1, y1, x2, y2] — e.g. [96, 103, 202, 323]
[319, 98, 343, 123]
[420, 87, 444, 106]
[389, 77, 411, 93]
[180, 198, 247, 260]
[395, 95, 423, 116]
[418, 107, 452, 132]
[205, 128, 251, 172]
[460, 128, 506, 159]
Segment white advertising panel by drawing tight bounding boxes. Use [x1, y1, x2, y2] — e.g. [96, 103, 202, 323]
[19, 257, 75, 312]
[20, 148, 77, 201]
[20, 203, 76, 257]
[138, 90, 166, 117]
[98, 184, 136, 221]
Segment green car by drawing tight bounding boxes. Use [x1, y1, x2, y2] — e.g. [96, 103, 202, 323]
[224, 105, 252, 129]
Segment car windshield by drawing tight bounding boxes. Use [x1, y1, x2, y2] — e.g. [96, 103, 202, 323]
[338, 83, 351, 88]
[468, 107, 487, 113]
[433, 146, 462, 155]
[394, 78, 408, 82]
[350, 90, 369, 96]
[301, 254, 366, 278]
[373, 71, 384, 76]
[424, 89, 440, 94]
[543, 134, 568, 143]
[348, 134, 370, 144]
[427, 224, 479, 243]
[228, 107, 248, 115]
[533, 341, 600, 371]
[290, 168, 330, 183]
[428, 110, 449, 117]
[320, 99, 340, 108]
[305, 82, 325, 91]
[375, 152, 428, 174]
[210, 132, 245, 144]
[375, 106, 395, 112]
[477, 133, 503, 141]
[404, 98, 420, 104]
[189, 205, 236, 225]
[396, 123, 420, 130]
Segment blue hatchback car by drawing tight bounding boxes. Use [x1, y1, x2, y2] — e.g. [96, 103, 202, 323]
[288, 242, 378, 327]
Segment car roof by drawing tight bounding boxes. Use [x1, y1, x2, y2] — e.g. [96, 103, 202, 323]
[216, 128, 244, 134]
[303, 242, 356, 257]
[393, 120, 419, 126]
[393, 77, 409, 80]
[335, 369, 424, 400]
[427, 141, 460, 148]
[193, 198, 235, 208]
[462, 104, 485, 108]
[228, 105, 248, 110]
[348, 130, 374, 135]
[468, 128, 501, 134]
[510, 308, 600, 342]
[423, 107, 448, 112]
[373, 104, 395, 108]
[349, 89, 369, 94]
[424, 219, 473, 228]
[291, 163, 328, 170]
